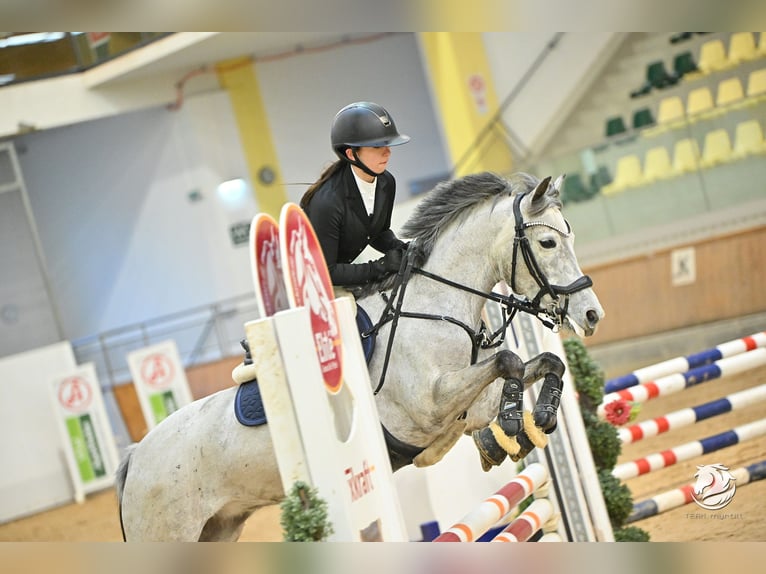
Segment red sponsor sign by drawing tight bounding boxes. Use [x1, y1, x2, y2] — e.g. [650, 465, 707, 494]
[280, 203, 343, 394]
[250, 213, 289, 318]
[139, 353, 175, 389]
[58, 376, 93, 413]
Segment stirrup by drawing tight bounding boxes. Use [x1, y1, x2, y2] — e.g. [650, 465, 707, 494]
[498, 378, 524, 436]
[533, 373, 563, 433]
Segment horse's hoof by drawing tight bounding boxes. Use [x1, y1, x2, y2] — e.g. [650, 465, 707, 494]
[533, 373, 563, 433]
[472, 427, 508, 471]
[498, 377, 523, 436]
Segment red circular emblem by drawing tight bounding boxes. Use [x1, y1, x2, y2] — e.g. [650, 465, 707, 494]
[140, 353, 175, 389]
[58, 376, 93, 412]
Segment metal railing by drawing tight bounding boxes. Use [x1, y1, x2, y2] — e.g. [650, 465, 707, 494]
[71, 292, 259, 390]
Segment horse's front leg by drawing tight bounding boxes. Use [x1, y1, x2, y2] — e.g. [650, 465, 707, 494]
[522, 351, 566, 434]
[410, 349, 524, 468]
[471, 351, 566, 472]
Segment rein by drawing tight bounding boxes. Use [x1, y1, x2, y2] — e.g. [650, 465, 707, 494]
[365, 191, 593, 396]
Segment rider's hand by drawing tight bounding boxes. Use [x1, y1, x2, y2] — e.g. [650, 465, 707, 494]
[376, 248, 404, 274]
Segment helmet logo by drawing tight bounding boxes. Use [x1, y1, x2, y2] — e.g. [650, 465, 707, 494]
[378, 113, 391, 127]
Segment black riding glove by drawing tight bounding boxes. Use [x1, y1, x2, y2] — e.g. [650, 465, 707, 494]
[375, 248, 404, 275]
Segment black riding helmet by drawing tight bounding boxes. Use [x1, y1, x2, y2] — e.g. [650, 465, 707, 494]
[331, 102, 410, 177]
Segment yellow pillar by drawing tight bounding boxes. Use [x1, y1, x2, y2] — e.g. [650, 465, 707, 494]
[419, 33, 514, 177]
[216, 57, 287, 217]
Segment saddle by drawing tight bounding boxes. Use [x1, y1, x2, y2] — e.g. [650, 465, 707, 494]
[234, 304, 377, 427]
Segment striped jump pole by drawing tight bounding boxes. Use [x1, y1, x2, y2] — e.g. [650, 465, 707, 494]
[491, 498, 555, 542]
[618, 383, 766, 444]
[605, 331, 766, 394]
[627, 459, 766, 523]
[598, 348, 766, 418]
[433, 463, 548, 542]
[613, 418, 766, 481]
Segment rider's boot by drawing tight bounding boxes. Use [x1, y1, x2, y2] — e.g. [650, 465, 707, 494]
[533, 373, 563, 434]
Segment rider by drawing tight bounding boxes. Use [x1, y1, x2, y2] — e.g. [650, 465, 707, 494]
[300, 101, 410, 289]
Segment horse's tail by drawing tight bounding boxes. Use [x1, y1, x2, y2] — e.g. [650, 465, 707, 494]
[115, 444, 137, 542]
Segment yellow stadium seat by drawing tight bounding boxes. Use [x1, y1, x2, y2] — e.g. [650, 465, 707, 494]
[697, 39, 732, 74]
[727, 32, 758, 65]
[686, 86, 716, 119]
[601, 155, 643, 196]
[700, 128, 733, 168]
[746, 68, 766, 100]
[716, 77, 745, 108]
[732, 120, 766, 159]
[672, 138, 702, 175]
[642, 146, 673, 183]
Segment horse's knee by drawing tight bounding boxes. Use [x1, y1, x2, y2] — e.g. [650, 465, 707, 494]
[494, 350, 525, 379]
[537, 351, 565, 377]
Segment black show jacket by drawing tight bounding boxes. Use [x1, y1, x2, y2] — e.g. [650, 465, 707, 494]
[303, 165, 405, 285]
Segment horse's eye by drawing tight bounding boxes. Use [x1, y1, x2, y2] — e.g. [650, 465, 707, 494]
[540, 239, 556, 249]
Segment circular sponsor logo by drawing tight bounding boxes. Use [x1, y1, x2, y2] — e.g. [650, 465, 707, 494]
[140, 353, 175, 389]
[691, 463, 737, 510]
[58, 376, 93, 413]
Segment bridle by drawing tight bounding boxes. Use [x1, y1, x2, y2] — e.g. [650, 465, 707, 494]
[509, 191, 593, 330]
[366, 190, 593, 395]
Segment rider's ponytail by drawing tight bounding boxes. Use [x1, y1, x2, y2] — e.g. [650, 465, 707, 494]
[300, 160, 346, 210]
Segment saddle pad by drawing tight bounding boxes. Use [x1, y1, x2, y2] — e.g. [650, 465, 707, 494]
[234, 379, 268, 427]
[356, 304, 376, 365]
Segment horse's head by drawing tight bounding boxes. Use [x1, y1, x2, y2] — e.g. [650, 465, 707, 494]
[494, 174, 604, 337]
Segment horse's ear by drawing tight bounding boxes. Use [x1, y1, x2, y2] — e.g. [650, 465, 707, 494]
[552, 174, 566, 194]
[531, 176, 551, 201]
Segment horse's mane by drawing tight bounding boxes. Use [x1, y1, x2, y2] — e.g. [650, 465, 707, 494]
[351, 171, 559, 298]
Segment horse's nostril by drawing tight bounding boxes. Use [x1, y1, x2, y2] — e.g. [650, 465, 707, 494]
[586, 309, 600, 326]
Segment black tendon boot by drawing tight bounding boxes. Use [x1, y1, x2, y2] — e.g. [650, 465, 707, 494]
[533, 373, 563, 434]
[498, 377, 524, 436]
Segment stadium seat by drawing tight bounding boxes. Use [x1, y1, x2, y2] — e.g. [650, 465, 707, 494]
[601, 155, 643, 195]
[686, 86, 716, 119]
[560, 173, 590, 203]
[732, 120, 766, 159]
[646, 60, 679, 89]
[697, 39, 732, 74]
[589, 165, 613, 195]
[642, 146, 673, 183]
[657, 96, 686, 126]
[673, 51, 702, 81]
[746, 68, 766, 100]
[632, 107, 656, 130]
[605, 116, 628, 138]
[700, 128, 733, 168]
[727, 32, 758, 65]
[715, 76, 745, 108]
[672, 138, 702, 175]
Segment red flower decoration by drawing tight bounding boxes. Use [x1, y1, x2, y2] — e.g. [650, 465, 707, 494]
[604, 398, 632, 426]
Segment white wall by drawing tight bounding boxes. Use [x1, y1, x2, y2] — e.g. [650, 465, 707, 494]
[18, 93, 257, 339]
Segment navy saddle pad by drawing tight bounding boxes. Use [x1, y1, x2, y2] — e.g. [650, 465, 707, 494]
[234, 379, 267, 427]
